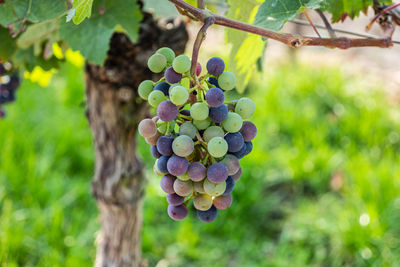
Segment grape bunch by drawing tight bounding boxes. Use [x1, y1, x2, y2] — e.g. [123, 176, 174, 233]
[0, 62, 20, 118]
[138, 48, 257, 222]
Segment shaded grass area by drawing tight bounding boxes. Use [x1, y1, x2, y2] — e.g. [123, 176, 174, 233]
[1, 62, 399, 266]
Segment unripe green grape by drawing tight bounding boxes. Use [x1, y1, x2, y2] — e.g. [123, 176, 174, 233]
[222, 112, 243, 133]
[235, 97, 255, 119]
[172, 135, 194, 157]
[157, 120, 175, 134]
[193, 194, 213, 211]
[170, 85, 189, 106]
[148, 53, 167, 73]
[193, 118, 211, 130]
[157, 47, 175, 64]
[190, 102, 209, 120]
[179, 122, 197, 139]
[138, 80, 153, 100]
[203, 178, 226, 197]
[173, 55, 191, 74]
[148, 90, 165, 108]
[203, 126, 224, 142]
[194, 181, 206, 193]
[208, 137, 228, 158]
[177, 173, 191, 181]
[173, 179, 193, 197]
[218, 71, 236, 91]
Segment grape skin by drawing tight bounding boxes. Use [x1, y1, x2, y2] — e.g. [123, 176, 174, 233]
[235, 97, 255, 119]
[203, 126, 224, 142]
[209, 104, 228, 123]
[167, 193, 184, 206]
[157, 119, 175, 135]
[148, 53, 167, 73]
[232, 143, 247, 159]
[225, 132, 244, 153]
[165, 67, 182, 84]
[157, 156, 170, 174]
[157, 47, 175, 64]
[172, 135, 194, 157]
[223, 176, 235, 195]
[145, 131, 161, 146]
[156, 136, 174, 156]
[240, 121, 257, 142]
[190, 102, 209, 120]
[173, 179, 193, 197]
[206, 57, 225, 76]
[220, 154, 240, 175]
[222, 112, 243, 133]
[213, 194, 232, 210]
[207, 163, 228, 183]
[167, 155, 189, 177]
[193, 118, 211, 130]
[148, 90, 165, 108]
[168, 204, 188, 221]
[160, 174, 176, 194]
[231, 167, 242, 182]
[193, 194, 213, 211]
[138, 80, 154, 100]
[196, 205, 218, 222]
[177, 172, 191, 181]
[208, 77, 220, 88]
[194, 181, 206, 194]
[170, 85, 189, 106]
[205, 87, 225, 107]
[157, 100, 178, 122]
[154, 82, 170, 96]
[207, 137, 228, 158]
[172, 55, 191, 74]
[151, 146, 161, 159]
[138, 119, 157, 138]
[188, 162, 206, 182]
[203, 178, 226, 197]
[218, 71, 236, 91]
[196, 62, 202, 76]
[244, 141, 253, 155]
[179, 122, 197, 139]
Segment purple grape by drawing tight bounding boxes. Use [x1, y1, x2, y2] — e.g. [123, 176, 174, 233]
[207, 163, 228, 183]
[157, 101, 178, 122]
[165, 67, 182, 83]
[208, 77, 220, 88]
[196, 205, 218, 222]
[154, 82, 170, 96]
[209, 104, 228, 123]
[0, 85, 15, 104]
[205, 88, 224, 107]
[244, 141, 253, 156]
[232, 143, 247, 159]
[166, 193, 185, 206]
[196, 62, 202, 76]
[160, 174, 176, 194]
[240, 121, 257, 142]
[232, 167, 242, 182]
[220, 154, 240, 175]
[167, 155, 189, 176]
[206, 57, 225, 76]
[0, 64, 5, 75]
[225, 132, 244, 153]
[223, 176, 235, 195]
[188, 162, 206, 182]
[213, 194, 232, 210]
[157, 156, 170, 174]
[156, 136, 174, 156]
[8, 75, 20, 91]
[151, 146, 161, 158]
[180, 109, 190, 116]
[168, 204, 188, 221]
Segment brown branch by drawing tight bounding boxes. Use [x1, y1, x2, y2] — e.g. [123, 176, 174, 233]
[316, 9, 336, 38]
[303, 10, 321, 37]
[168, 0, 393, 49]
[367, 2, 400, 31]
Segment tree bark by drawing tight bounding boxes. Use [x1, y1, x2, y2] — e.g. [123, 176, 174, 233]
[84, 13, 188, 267]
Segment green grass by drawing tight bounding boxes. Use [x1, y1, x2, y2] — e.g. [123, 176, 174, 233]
[1, 61, 399, 267]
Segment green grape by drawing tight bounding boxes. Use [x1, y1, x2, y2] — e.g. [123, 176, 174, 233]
[203, 178, 226, 197]
[235, 97, 255, 119]
[157, 47, 175, 64]
[157, 120, 175, 134]
[193, 118, 211, 130]
[207, 137, 228, 158]
[222, 112, 243, 133]
[154, 160, 166, 176]
[190, 102, 209, 120]
[148, 90, 165, 108]
[172, 135, 194, 157]
[138, 80, 154, 100]
[170, 85, 189, 106]
[173, 179, 193, 197]
[193, 194, 213, 211]
[203, 126, 224, 142]
[177, 172, 191, 181]
[147, 53, 167, 73]
[194, 181, 206, 193]
[218, 71, 236, 91]
[172, 55, 191, 74]
[179, 122, 197, 139]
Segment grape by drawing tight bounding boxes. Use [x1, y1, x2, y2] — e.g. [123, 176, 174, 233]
[203, 126, 224, 142]
[224, 132, 244, 153]
[188, 162, 206, 182]
[207, 137, 228, 158]
[157, 120, 175, 134]
[172, 135, 194, 157]
[193, 118, 211, 130]
[220, 154, 240, 175]
[196, 205, 217, 222]
[8, 75, 20, 91]
[167, 193, 184, 206]
[0, 64, 5, 75]
[151, 146, 161, 159]
[194, 181, 206, 194]
[167, 155, 189, 176]
[205, 87, 224, 107]
[148, 53, 167, 73]
[232, 167, 242, 182]
[208, 77, 220, 88]
[213, 194, 232, 210]
[154, 82, 170, 96]
[172, 55, 191, 74]
[218, 71, 236, 91]
[209, 104, 228, 123]
[179, 122, 196, 139]
[244, 141, 253, 155]
[156, 136, 174, 156]
[157, 156, 170, 174]
[160, 174, 176, 194]
[222, 112, 243, 133]
[177, 172, 190, 181]
[180, 109, 190, 117]
[145, 131, 161, 146]
[157, 100, 178, 122]
[138, 118, 157, 138]
[157, 47, 175, 64]
[203, 178, 226, 197]
[240, 121, 257, 142]
[170, 85, 189, 106]
[223, 176, 235, 195]
[165, 67, 182, 84]
[235, 97, 255, 119]
[138, 80, 154, 100]
[173, 179, 193, 197]
[207, 163, 228, 183]
[148, 90, 165, 108]
[190, 102, 209, 120]
[193, 194, 213, 211]
[232, 143, 247, 159]
[154, 161, 165, 176]
[168, 204, 188, 221]
[196, 62, 202, 76]
[206, 57, 225, 76]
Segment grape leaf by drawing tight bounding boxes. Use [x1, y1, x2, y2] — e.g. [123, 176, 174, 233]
[13, 47, 60, 71]
[72, 0, 94, 25]
[0, 26, 16, 60]
[16, 20, 59, 53]
[0, 2, 18, 26]
[254, 0, 324, 31]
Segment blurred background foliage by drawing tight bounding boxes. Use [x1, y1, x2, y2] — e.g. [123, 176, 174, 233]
[1, 51, 400, 267]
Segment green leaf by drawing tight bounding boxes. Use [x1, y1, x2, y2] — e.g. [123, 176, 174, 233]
[0, 2, 18, 26]
[254, 0, 324, 31]
[0, 26, 17, 60]
[2, 0, 66, 23]
[13, 46, 60, 71]
[72, 0, 94, 25]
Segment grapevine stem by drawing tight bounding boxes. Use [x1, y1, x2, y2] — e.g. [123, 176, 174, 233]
[316, 9, 336, 38]
[367, 3, 400, 31]
[303, 10, 321, 38]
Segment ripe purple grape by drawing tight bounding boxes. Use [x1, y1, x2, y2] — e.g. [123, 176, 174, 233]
[213, 194, 232, 210]
[225, 132, 244, 153]
[205, 87, 224, 107]
[151, 146, 161, 158]
[220, 154, 240, 175]
[168, 204, 188, 221]
[208, 77, 220, 88]
[207, 163, 228, 183]
[232, 143, 247, 159]
[209, 104, 228, 123]
[156, 136, 174, 156]
[157, 101, 178, 122]
[232, 167, 242, 182]
[245, 141, 253, 155]
[166, 193, 185, 206]
[153, 82, 170, 96]
[165, 67, 182, 84]
[196, 62, 202, 76]
[167, 155, 189, 176]
[240, 121, 257, 142]
[157, 156, 170, 174]
[188, 162, 206, 182]
[196, 205, 218, 222]
[160, 174, 176, 194]
[206, 57, 225, 76]
[223, 176, 235, 195]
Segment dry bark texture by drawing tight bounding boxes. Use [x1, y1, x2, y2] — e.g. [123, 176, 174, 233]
[85, 12, 188, 267]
